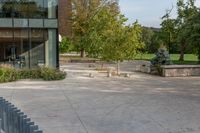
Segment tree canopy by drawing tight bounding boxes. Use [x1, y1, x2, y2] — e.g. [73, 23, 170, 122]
[71, 0, 143, 62]
[159, 0, 200, 62]
[71, 0, 119, 57]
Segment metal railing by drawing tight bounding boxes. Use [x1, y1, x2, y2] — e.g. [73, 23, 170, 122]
[0, 97, 43, 133]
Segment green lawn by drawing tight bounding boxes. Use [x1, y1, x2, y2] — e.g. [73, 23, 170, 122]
[135, 54, 199, 65]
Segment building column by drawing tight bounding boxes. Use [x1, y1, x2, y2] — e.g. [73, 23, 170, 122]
[45, 29, 57, 68]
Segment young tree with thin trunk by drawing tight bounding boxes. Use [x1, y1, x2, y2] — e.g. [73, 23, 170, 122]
[102, 20, 144, 75]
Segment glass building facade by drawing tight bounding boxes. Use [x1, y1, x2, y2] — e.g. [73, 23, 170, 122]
[0, 0, 58, 68]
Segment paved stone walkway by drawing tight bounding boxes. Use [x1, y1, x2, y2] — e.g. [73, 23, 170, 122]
[0, 64, 200, 133]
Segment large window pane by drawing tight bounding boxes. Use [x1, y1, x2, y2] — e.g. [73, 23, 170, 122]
[0, 0, 58, 19]
[13, 0, 29, 18]
[0, 0, 4, 17]
[0, 28, 13, 63]
[0, 28, 57, 69]
[30, 29, 45, 68]
[29, 0, 45, 18]
[14, 29, 29, 68]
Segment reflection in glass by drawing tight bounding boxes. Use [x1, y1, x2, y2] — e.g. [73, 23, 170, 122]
[0, 1, 13, 18]
[13, 0, 29, 18]
[0, 0, 58, 18]
[14, 29, 29, 68]
[29, 0, 45, 18]
[0, 0, 58, 68]
[0, 28, 44, 68]
[0, 29, 13, 63]
[30, 29, 45, 67]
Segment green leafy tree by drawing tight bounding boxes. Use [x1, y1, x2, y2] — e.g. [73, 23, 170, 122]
[102, 20, 144, 74]
[141, 27, 155, 53]
[59, 37, 73, 53]
[84, 7, 112, 58]
[186, 11, 200, 62]
[71, 0, 143, 74]
[176, 0, 198, 61]
[72, 0, 119, 57]
[160, 0, 198, 61]
[150, 31, 165, 53]
[160, 17, 177, 53]
[79, 6, 144, 74]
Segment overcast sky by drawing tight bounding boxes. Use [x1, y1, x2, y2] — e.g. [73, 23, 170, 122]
[119, 0, 200, 28]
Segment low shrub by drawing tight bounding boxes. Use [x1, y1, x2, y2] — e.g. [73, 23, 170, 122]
[150, 49, 172, 76]
[0, 67, 66, 83]
[0, 67, 18, 83]
[17, 69, 41, 79]
[151, 48, 172, 66]
[40, 67, 66, 81]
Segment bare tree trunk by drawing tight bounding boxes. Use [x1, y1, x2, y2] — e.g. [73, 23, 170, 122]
[117, 60, 120, 75]
[179, 43, 185, 62]
[80, 48, 85, 58]
[179, 51, 184, 62]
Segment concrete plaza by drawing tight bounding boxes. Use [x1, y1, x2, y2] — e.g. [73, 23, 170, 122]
[0, 63, 200, 133]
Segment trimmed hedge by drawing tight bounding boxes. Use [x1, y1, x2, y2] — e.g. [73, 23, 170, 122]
[0, 67, 66, 83]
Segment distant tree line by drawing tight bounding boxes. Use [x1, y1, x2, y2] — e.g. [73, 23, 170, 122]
[141, 0, 200, 62]
[60, 0, 200, 63]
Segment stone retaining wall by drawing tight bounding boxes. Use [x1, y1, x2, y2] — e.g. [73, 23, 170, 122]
[161, 65, 200, 77]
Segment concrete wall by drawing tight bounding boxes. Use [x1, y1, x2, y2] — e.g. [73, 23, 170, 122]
[161, 65, 200, 77]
